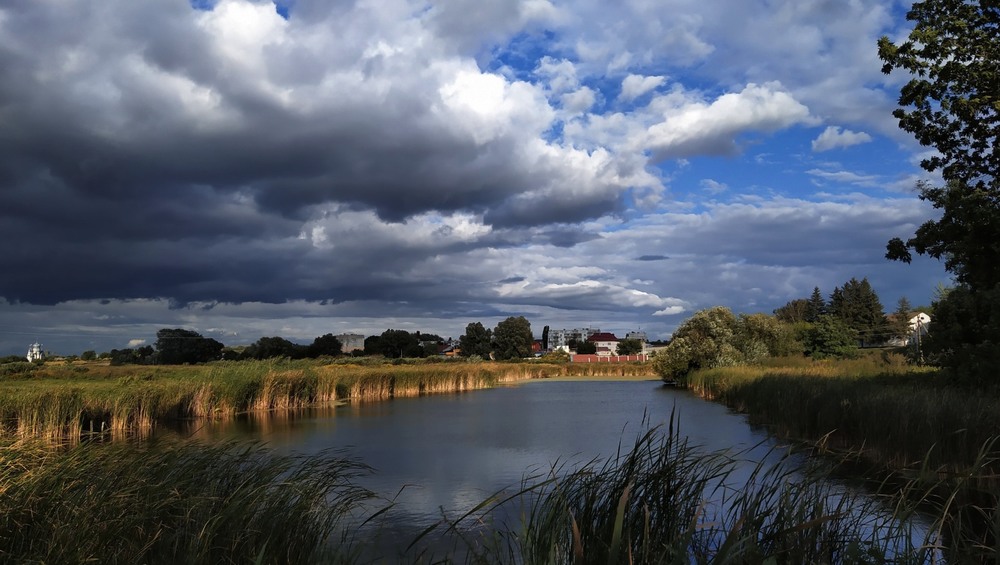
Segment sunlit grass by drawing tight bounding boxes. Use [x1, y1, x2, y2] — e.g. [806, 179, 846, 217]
[0, 358, 655, 441]
[685, 353, 995, 473]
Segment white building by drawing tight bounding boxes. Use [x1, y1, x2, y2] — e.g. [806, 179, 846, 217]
[336, 333, 365, 353]
[625, 331, 647, 343]
[587, 332, 620, 356]
[547, 328, 600, 349]
[26, 342, 43, 362]
[886, 313, 931, 347]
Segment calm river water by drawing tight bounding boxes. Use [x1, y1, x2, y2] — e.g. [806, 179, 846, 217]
[182, 380, 788, 518]
[170, 378, 927, 558]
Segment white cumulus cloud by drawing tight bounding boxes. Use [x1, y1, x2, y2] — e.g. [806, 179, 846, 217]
[811, 126, 873, 152]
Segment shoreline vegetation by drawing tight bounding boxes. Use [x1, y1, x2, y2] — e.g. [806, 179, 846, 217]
[6, 355, 1000, 561]
[1, 412, 984, 564]
[0, 358, 653, 442]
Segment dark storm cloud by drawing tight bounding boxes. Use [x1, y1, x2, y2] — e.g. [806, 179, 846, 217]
[0, 0, 639, 307]
[636, 254, 669, 261]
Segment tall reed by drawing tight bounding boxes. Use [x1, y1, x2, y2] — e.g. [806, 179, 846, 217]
[686, 359, 996, 472]
[0, 439, 375, 564]
[411, 419, 986, 563]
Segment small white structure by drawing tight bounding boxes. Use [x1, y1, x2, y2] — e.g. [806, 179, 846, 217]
[886, 313, 931, 347]
[336, 333, 365, 353]
[26, 342, 43, 362]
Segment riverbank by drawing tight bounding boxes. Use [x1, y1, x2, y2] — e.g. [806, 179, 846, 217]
[682, 354, 998, 473]
[0, 358, 653, 441]
[0, 413, 959, 564]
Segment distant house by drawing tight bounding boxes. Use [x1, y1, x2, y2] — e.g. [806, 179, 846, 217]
[26, 342, 43, 362]
[336, 333, 365, 353]
[886, 313, 931, 347]
[587, 332, 620, 356]
[624, 331, 650, 354]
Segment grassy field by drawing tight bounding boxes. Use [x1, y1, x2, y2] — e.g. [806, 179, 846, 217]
[0, 358, 654, 441]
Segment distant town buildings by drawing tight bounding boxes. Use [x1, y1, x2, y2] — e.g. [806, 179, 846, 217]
[547, 328, 600, 349]
[26, 342, 43, 362]
[625, 331, 647, 343]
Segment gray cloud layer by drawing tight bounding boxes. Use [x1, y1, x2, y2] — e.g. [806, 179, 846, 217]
[0, 0, 948, 354]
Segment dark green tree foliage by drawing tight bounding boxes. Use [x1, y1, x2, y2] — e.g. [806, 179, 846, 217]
[804, 315, 859, 359]
[363, 335, 382, 356]
[80, 350, 96, 361]
[308, 334, 343, 358]
[576, 341, 598, 355]
[806, 287, 826, 322]
[878, 1, 999, 196]
[880, 2, 1000, 378]
[459, 322, 493, 358]
[373, 329, 422, 358]
[890, 296, 915, 342]
[154, 329, 224, 364]
[492, 316, 533, 360]
[109, 346, 155, 366]
[243, 336, 308, 360]
[615, 338, 643, 355]
[541, 325, 550, 350]
[924, 285, 1000, 384]
[827, 278, 887, 346]
[880, 0, 1000, 289]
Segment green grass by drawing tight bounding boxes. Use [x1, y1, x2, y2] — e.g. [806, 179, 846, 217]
[0, 439, 375, 564]
[683, 353, 997, 473]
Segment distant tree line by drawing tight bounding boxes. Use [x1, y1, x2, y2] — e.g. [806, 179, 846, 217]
[772, 277, 926, 357]
[654, 276, 929, 384]
[99, 328, 451, 366]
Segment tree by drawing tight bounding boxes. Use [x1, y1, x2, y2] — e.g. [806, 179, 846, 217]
[804, 315, 859, 359]
[308, 334, 343, 358]
[243, 336, 308, 360]
[109, 345, 156, 366]
[80, 350, 96, 361]
[460, 322, 493, 358]
[363, 335, 382, 356]
[923, 285, 1000, 384]
[880, 1, 1000, 290]
[827, 278, 887, 346]
[653, 307, 740, 384]
[375, 329, 421, 358]
[773, 299, 809, 324]
[575, 341, 597, 355]
[889, 296, 914, 343]
[541, 325, 550, 350]
[615, 338, 643, 356]
[878, 2, 999, 196]
[734, 313, 798, 361]
[492, 316, 533, 360]
[806, 287, 826, 323]
[154, 328, 223, 364]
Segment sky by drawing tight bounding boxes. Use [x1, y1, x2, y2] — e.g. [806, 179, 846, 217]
[0, 0, 950, 355]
